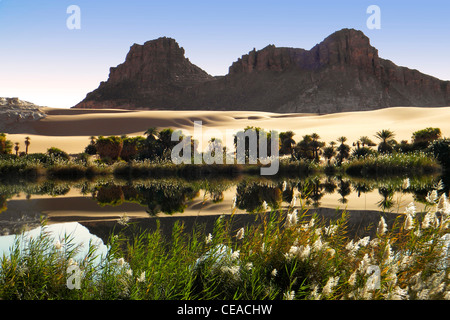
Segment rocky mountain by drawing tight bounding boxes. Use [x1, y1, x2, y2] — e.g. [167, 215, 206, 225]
[74, 29, 450, 113]
[0, 97, 46, 133]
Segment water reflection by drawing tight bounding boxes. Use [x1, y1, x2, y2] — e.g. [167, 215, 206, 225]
[0, 174, 447, 237]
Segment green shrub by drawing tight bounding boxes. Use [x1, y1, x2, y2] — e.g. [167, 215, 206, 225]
[96, 136, 123, 161]
[343, 152, 441, 176]
[428, 138, 450, 169]
[0, 133, 13, 155]
[412, 127, 441, 150]
[120, 136, 146, 162]
[84, 144, 97, 155]
[47, 147, 70, 160]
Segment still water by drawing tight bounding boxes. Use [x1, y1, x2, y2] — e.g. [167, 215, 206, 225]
[0, 174, 445, 256]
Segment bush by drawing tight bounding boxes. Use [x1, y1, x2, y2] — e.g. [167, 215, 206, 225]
[412, 127, 441, 150]
[427, 138, 450, 169]
[24, 153, 51, 164]
[47, 147, 70, 160]
[96, 136, 123, 161]
[84, 144, 97, 155]
[0, 133, 13, 155]
[351, 147, 376, 158]
[120, 136, 146, 162]
[343, 152, 441, 176]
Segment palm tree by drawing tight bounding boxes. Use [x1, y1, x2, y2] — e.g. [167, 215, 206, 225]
[144, 127, 158, 142]
[336, 136, 350, 165]
[322, 143, 336, 164]
[24, 136, 31, 154]
[158, 128, 176, 159]
[279, 131, 296, 156]
[14, 142, 19, 156]
[359, 136, 376, 147]
[375, 129, 395, 153]
[143, 127, 160, 159]
[310, 133, 324, 162]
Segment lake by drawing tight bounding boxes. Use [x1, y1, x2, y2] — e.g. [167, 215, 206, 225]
[0, 173, 445, 257]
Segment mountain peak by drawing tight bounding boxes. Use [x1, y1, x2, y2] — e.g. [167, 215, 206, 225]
[228, 28, 378, 74]
[75, 29, 450, 113]
[107, 36, 212, 87]
[312, 28, 378, 69]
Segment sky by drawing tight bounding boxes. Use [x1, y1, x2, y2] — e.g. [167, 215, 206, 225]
[0, 0, 449, 108]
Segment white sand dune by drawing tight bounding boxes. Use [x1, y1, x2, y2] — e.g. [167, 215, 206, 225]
[5, 106, 450, 154]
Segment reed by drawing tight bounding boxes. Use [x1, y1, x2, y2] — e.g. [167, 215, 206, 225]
[343, 152, 441, 177]
[1, 186, 450, 300]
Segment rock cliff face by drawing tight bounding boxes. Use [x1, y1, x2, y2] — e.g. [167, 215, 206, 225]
[74, 29, 450, 113]
[78, 37, 214, 109]
[0, 97, 46, 133]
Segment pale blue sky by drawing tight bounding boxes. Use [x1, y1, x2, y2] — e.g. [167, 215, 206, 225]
[0, 0, 449, 108]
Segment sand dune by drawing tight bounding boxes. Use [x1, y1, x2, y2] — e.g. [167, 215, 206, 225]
[5, 106, 450, 154]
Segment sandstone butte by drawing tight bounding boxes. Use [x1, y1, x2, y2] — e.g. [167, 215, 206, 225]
[74, 28, 450, 114]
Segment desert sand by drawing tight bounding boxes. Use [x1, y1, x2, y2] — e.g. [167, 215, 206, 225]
[5, 106, 450, 154]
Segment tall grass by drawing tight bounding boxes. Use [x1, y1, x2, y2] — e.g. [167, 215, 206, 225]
[1, 187, 450, 300]
[0, 156, 111, 181]
[343, 152, 441, 177]
[0, 156, 44, 180]
[0, 151, 440, 181]
[112, 158, 317, 179]
[46, 158, 111, 180]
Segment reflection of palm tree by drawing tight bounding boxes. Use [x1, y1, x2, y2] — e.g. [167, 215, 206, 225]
[377, 187, 394, 211]
[352, 182, 374, 197]
[323, 177, 337, 194]
[282, 186, 294, 204]
[210, 191, 224, 203]
[310, 177, 324, 207]
[337, 179, 351, 204]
